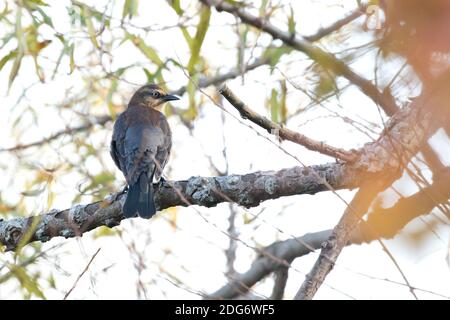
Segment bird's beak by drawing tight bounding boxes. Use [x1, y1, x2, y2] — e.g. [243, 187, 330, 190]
[162, 94, 180, 102]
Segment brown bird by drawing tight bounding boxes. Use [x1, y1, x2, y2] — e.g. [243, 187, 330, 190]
[110, 84, 179, 218]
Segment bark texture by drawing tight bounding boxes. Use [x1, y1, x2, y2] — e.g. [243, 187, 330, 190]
[0, 163, 357, 251]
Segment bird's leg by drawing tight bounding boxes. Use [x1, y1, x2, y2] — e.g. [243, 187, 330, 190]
[121, 185, 129, 194]
[109, 185, 129, 203]
[158, 176, 167, 188]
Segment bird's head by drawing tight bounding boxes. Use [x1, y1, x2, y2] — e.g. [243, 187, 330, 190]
[129, 84, 179, 109]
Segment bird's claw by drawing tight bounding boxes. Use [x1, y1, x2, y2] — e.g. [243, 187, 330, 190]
[110, 186, 129, 203]
[158, 177, 167, 188]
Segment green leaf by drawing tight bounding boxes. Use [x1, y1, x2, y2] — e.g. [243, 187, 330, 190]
[24, 0, 48, 6]
[288, 5, 295, 35]
[9, 5, 24, 90]
[8, 265, 45, 299]
[49, 37, 65, 79]
[181, 27, 193, 51]
[142, 65, 164, 83]
[0, 50, 17, 72]
[69, 43, 75, 74]
[47, 274, 56, 289]
[0, 4, 10, 21]
[106, 68, 126, 119]
[315, 71, 337, 98]
[47, 187, 54, 209]
[280, 80, 287, 124]
[270, 89, 279, 123]
[8, 51, 23, 90]
[142, 68, 152, 82]
[168, 0, 183, 15]
[93, 172, 115, 185]
[25, 26, 50, 57]
[93, 226, 118, 238]
[187, 5, 211, 75]
[128, 33, 164, 67]
[34, 6, 54, 27]
[169, 1, 193, 57]
[82, 5, 100, 49]
[166, 58, 183, 69]
[259, 0, 269, 16]
[184, 80, 197, 121]
[262, 45, 292, 68]
[122, 0, 138, 19]
[21, 186, 46, 197]
[237, 25, 248, 68]
[167, 2, 191, 48]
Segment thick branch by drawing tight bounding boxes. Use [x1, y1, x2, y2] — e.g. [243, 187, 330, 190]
[210, 229, 356, 299]
[211, 168, 450, 299]
[270, 266, 289, 300]
[365, 167, 450, 237]
[210, 77, 450, 300]
[2, 74, 446, 252]
[0, 163, 357, 251]
[294, 81, 450, 299]
[219, 84, 356, 162]
[294, 180, 387, 300]
[201, 0, 398, 116]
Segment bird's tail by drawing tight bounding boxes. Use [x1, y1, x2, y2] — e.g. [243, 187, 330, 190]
[123, 173, 156, 219]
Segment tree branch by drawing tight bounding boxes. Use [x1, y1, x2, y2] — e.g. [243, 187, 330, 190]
[219, 84, 356, 162]
[200, 0, 398, 116]
[0, 115, 112, 153]
[365, 167, 450, 236]
[294, 83, 450, 299]
[209, 229, 354, 299]
[0, 163, 357, 251]
[270, 266, 289, 300]
[208, 79, 449, 300]
[172, 55, 272, 97]
[294, 179, 387, 300]
[211, 167, 450, 299]
[304, 4, 367, 42]
[2, 77, 446, 252]
[0, 57, 272, 154]
[1, 2, 364, 154]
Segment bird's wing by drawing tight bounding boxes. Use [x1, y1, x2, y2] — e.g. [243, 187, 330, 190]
[110, 113, 127, 171]
[154, 114, 172, 181]
[124, 122, 165, 185]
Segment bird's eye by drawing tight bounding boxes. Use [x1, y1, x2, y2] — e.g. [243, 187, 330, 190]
[152, 91, 160, 98]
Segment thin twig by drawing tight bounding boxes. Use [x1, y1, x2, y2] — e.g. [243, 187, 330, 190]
[219, 84, 356, 162]
[212, 167, 450, 299]
[63, 248, 101, 300]
[304, 4, 367, 42]
[201, 0, 398, 116]
[2, 0, 366, 154]
[0, 116, 111, 153]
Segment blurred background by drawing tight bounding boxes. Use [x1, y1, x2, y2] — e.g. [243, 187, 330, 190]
[0, 0, 449, 299]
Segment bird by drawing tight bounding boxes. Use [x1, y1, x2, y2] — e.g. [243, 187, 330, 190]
[110, 84, 179, 218]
